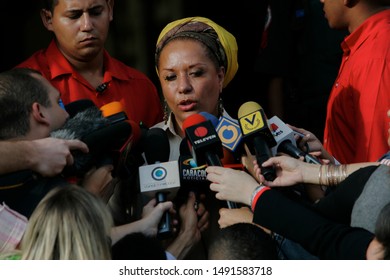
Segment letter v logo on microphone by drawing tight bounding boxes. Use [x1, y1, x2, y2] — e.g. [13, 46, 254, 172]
[239, 111, 265, 135]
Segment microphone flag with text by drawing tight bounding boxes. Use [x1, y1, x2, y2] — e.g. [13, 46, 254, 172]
[178, 137, 208, 191]
[216, 115, 243, 153]
[182, 113, 238, 209]
[138, 127, 179, 239]
[269, 116, 321, 164]
[199, 111, 243, 169]
[175, 136, 212, 208]
[237, 101, 277, 181]
[182, 114, 223, 167]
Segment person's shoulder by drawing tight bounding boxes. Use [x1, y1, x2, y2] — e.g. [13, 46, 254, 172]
[151, 121, 166, 130]
[107, 55, 152, 81]
[15, 48, 48, 70]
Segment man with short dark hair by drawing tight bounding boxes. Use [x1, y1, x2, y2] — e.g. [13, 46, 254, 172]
[0, 68, 84, 217]
[208, 222, 279, 260]
[16, 0, 163, 128]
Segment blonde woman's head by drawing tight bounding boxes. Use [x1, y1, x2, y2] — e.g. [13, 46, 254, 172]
[21, 185, 113, 260]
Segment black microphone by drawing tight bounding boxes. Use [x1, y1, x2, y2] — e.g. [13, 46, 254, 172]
[143, 128, 170, 164]
[50, 101, 133, 177]
[237, 101, 277, 181]
[175, 138, 209, 206]
[178, 139, 208, 185]
[182, 114, 223, 167]
[139, 127, 179, 239]
[199, 111, 219, 127]
[182, 114, 238, 209]
[269, 116, 321, 164]
[64, 99, 95, 118]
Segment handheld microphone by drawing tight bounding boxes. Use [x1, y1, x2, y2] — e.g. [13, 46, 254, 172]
[64, 99, 95, 118]
[100, 101, 128, 125]
[237, 101, 277, 181]
[178, 138, 207, 185]
[139, 127, 179, 239]
[50, 103, 133, 177]
[269, 116, 321, 164]
[199, 111, 219, 127]
[199, 112, 242, 168]
[174, 138, 209, 208]
[143, 127, 170, 164]
[179, 138, 207, 180]
[182, 114, 223, 167]
[182, 114, 238, 209]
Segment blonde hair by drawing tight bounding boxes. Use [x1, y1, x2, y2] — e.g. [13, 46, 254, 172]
[21, 185, 113, 260]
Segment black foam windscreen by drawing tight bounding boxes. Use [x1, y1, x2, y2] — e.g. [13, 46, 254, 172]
[64, 99, 95, 118]
[143, 128, 170, 164]
[81, 120, 133, 153]
[50, 106, 133, 176]
[52, 106, 109, 140]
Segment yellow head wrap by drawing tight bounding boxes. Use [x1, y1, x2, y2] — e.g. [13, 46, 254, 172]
[155, 16, 238, 88]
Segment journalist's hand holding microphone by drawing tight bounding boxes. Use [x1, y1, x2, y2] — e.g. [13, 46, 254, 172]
[166, 192, 209, 259]
[253, 155, 319, 187]
[288, 124, 335, 164]
[29, 138, 89, 177]
[206, 166, 260, 206]
[111, 198, 175, 244]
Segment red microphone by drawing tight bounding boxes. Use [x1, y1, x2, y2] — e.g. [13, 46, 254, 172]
[182, 113, 238, 209]
[182, 114, 223, 167]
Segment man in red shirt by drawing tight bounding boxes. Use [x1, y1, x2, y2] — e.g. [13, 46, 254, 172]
[321, 0, 390, 163]
[16, 0, 163, 129]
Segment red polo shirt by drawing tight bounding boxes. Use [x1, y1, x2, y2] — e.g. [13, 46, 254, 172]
[323, 10, 390, 164]
[16, 40, 163, 128]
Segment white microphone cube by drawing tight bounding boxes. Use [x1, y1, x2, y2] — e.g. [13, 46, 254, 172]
[268, 116, 297, 156]
[139, 161, 181, 199]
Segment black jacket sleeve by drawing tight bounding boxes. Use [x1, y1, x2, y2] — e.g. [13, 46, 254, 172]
[313, 165, 378, 224]
[252, 189, 374, 260]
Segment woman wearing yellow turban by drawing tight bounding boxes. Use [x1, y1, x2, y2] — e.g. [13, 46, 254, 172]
[152, 16, 240, 259]
[154, 16, 239, 159]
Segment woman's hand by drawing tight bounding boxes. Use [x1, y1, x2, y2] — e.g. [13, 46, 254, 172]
[206, 166, 259, 205]
[166, 192, 209, 259]
[140, 198, 176, 237]
[287, 124, 335, 163]
[254, 155, 320, 186]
